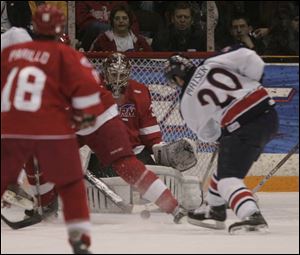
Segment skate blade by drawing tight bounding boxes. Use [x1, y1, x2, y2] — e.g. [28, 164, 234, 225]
[229, 224, 269, 235]
[187, 217, 226, 230]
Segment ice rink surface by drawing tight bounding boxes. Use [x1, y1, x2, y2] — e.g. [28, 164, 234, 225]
[1, 192, 299, 254]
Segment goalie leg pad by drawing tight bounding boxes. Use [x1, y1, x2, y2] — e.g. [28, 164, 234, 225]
[153, 138, 198, 172]
[112, 156, 178, 213]
[112, 156, 148, 186]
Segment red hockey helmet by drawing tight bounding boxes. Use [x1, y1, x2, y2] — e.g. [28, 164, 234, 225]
[32, 4, 65, 36]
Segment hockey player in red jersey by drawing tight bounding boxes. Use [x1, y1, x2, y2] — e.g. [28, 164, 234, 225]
[7, 52, 187, 227]
[25, 78, 186, 224]
[104, 53, 162, 161]
[164, 45, 279, 234]
[76, 84, 186, 221]
[88, 52, 197, 178]
[88, 52, 162, 177]
[1, 4, 101, 253]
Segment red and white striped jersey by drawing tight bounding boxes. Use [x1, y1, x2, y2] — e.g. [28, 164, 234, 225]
[1, 40, 103, 138]
[117, 79, 162, 153]
[180, 47, 274, 142]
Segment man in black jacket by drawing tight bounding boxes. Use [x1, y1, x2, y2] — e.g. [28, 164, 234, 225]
[152, 1, 206, 52]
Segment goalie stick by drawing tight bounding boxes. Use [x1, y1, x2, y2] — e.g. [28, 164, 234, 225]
[80, 145, 134, 213]
[252, 142, 299, 193]
[85, 170, 133, 213]
[85, 171, 161, 214]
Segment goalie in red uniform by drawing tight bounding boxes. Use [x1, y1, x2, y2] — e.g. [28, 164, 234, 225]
[5, 49, 189, 227]
[88, 52, 198, 178]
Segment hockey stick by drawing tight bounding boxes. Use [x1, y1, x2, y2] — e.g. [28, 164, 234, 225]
[252, 143, 299, 193]
[1, 212, 42, 230]
[85, 170, 133, 213]
[200, 145, 218, 203]
[80, 145, 134, 213]
[33, 157, 43, 216]
[81, 147, 165, 214]
[201, 146, 218, 189]
[1, 157, 45, 230]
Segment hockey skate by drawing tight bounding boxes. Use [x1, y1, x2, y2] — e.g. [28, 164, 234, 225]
[187, 203, 227, 229]
[172, 205, 188, 224]
[228, 211, 268, 234]
[69, 232, 92, 254]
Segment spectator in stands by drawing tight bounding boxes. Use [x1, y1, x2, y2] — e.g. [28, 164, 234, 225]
[76, 1, 139, 51]
[128, 1, 165, 42]
[152, 1, 206, 52]
[264, 9, 299, 55]
[251, 1, 298, 40]
[90, 4, 151, 52]
[220, 14, 265, 55]
[1, 1, 32, 33]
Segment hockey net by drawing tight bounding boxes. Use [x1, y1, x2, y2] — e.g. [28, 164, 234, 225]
[86, 52, 218, 182]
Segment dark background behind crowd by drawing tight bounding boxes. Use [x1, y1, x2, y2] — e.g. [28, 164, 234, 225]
[1, 1, 299, 55]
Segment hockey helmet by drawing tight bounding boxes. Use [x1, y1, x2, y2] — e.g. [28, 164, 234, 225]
[32, 4, 65, 36]
[103, 53, 131, 98]
[164, 54, 195, 87]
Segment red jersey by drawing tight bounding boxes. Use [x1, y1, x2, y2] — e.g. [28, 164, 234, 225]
[76, 84, 118, 136]
[75, 1, 139, 33]
[117, 80, 162, 153]
[1, 40, 103, 139]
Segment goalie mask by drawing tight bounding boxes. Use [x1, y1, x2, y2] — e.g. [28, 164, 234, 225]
[103, 53, 131, 98]
[164, 54, 195, 88]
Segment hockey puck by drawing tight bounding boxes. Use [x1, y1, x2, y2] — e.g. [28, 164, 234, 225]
[140, 210, 151, 219]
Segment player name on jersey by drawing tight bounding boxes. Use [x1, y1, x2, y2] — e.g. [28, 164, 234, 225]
[8, 48, 50, 64]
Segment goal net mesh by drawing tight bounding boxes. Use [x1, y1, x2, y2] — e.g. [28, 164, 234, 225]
[87, 53, 217, 180]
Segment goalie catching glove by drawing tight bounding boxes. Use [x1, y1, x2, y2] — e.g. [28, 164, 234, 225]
[153, 138, 197, 172]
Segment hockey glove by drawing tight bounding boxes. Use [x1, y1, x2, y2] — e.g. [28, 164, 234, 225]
[153, 138, 198, 172]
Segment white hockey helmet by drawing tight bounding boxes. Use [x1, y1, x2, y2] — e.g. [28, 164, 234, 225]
[103, 52, 131, 98]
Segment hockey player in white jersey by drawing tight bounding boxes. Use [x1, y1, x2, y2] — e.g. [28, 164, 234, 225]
[1, 2, 33, 51]
[164, 45, 279, 234]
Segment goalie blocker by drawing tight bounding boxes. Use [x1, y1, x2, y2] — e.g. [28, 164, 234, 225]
[152, 138, 198, 172]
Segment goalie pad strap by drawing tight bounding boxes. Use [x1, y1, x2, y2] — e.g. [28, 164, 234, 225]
[142, 178, 168, 202]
